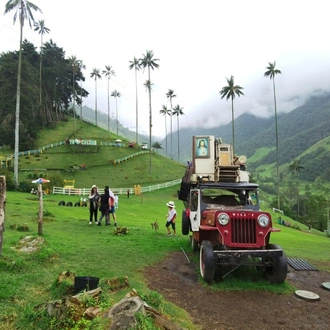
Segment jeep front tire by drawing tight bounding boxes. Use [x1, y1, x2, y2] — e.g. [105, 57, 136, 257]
[200, 240, 215, 283]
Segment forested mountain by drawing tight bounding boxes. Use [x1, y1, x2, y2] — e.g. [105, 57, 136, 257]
[161, 91, 330, 183]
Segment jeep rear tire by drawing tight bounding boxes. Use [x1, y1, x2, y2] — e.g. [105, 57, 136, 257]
[191, 235, 199, 252]
[264, 244, 287, 284]
[182, 210, 190, 235]
[200, 240, 215, 283]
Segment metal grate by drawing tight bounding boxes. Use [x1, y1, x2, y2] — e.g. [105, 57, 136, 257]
[287, 258, 319, 271]
[231, 217, 257, 244]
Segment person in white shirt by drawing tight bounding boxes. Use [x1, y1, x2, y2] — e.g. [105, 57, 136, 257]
[165, 201, 177, 236]
[109, 188, 117, 226]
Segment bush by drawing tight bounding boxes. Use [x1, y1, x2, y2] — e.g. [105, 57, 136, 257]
[0, 170, 15, 190]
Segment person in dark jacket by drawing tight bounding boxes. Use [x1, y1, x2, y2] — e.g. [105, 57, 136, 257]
[97, 186, 111, 226]
[88, 185, 99, 225]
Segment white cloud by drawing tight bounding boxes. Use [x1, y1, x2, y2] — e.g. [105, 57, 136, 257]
[1, 0, 330, 138]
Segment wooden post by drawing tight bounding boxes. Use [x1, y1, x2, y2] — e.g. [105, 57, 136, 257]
[38, 183, 43, 236]
[0, 176, 6, 256]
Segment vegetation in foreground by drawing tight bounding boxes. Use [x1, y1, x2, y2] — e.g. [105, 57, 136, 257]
[1, 188, 330, 329]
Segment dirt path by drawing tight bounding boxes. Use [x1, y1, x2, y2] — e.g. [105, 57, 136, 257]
[143, 251, 330, 330]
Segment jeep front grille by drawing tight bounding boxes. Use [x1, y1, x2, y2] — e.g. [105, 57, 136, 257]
[231, 216, 257, 244]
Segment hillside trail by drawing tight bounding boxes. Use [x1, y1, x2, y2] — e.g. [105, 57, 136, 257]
[143, 250, 330, 330]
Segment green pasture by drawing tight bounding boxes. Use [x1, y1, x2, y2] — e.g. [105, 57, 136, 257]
[1, 187, 330, 329]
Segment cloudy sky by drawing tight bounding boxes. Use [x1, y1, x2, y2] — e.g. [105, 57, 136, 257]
[1, 0, 330, 138]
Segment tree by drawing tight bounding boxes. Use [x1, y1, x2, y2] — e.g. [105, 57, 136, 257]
[78, 60, 86, 122]
[264, 61, 282, 209]
[68, 55, 80, 136]
[102, 65, 115, 133]
[219, 76, 244, 156]
[166, 89, 176, 159]
[129, 57, 141, 144]
[289, 159, 304, 175]
[90, 68, 101, 125]
[33, 19, 50, 115]
[172, 104, 184, 162]
[159, 104, 170, 157]
[152, 141, 162, 153]
[4, 0, 42, 187]
[140, 50, 159, 174]
[111, 90, 121, 135]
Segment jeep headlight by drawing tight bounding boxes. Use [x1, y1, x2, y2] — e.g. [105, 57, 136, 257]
[218, 213, 230, 226]
[257, 214, 270, 228]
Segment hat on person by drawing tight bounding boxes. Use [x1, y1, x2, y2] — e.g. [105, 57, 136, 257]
[166, 201, 175, 208]
[92, 185, 97, 188]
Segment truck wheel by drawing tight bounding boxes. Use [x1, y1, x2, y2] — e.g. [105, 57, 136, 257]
[182, 210, 190, 235]
[264, 244, 287, 284]
[200, 240, 215, 283]
[191, 235, 199, 252]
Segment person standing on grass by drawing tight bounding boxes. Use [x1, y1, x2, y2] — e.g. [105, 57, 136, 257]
[109, 187, 117, 226]
[97, 186, 111, 226]
[88, 185, 99, 225]
[165, 201, 177, 236]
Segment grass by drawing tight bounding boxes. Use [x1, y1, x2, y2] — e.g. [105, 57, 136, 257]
[1, 117, 330, 328]
[1, 187, 195, 329]
[1, 187, 330, 329]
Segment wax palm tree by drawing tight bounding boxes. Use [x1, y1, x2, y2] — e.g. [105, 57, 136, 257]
[172, 104, 184, 162]
[166, 89, 176, 159]
[78, 60, 86, 122]
[111, 90, 121, 135]
[68, 55, 80, 136]
[90, 68, 101, 125]
[4, 0, 42, 187]
[289, 159, 304, 175]
[219, 76, 244, 156]
[264, 61, 282, 209]
[33, 19, 50, 113]
[129, 57, 141, 144]
[159, 104, 170, 157]
[140, 50, 159, 174]
[143, 79, 154, 166]
[102, 65, 115, 133]
[152, 141, 162, 153]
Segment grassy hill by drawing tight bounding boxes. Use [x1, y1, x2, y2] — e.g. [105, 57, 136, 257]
[2, 118, 185, 190]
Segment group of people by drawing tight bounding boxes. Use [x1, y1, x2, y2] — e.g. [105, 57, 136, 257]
[88, 185, 117, 226]
[88, 184, 177, 236]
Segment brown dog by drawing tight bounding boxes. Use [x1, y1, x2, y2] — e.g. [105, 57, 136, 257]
[151, 221, 159, 231]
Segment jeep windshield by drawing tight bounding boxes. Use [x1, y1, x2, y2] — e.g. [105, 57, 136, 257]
[199, 182, 260, 211]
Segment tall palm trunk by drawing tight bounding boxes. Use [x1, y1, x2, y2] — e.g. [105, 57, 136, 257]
[165, 115, 168, 158]
[177, 116, 180, 162]
[80, 80, 83, 122]
[135, 69, 139, 144]
[273, 77, 280, 209]
[231, 96, 235, 156]
[72, 67, 76, 136]
[116, 97, 118, 135]
[95, 80, 98, 125]
[14, 21, 23, 187]
[39, 36, 42, 118]
[170, 101, 173, 159]
[148, 68, 152, 175]
[107, 77, 110, 132]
